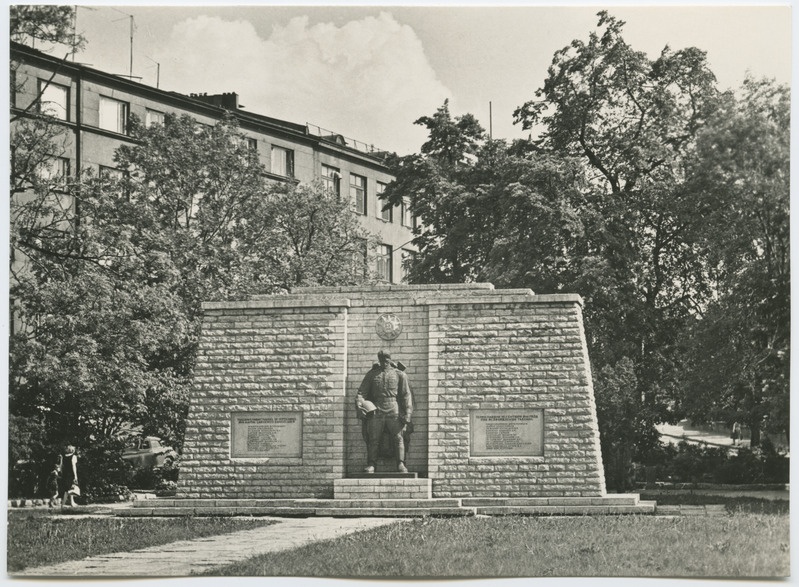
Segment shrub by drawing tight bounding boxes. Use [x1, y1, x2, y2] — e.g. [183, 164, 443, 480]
[634, 441, 789, 485]
[154, 480, 177, 497]
[79, 437, 132, 490]
[83, 482, 134, 504]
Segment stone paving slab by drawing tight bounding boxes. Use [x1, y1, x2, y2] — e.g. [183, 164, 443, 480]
[13, 516, 403, 577]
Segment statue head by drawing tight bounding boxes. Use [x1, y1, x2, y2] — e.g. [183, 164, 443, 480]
[377, 349, 392, 367]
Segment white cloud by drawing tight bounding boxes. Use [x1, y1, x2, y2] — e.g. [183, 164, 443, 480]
[155, 12, 452, 154]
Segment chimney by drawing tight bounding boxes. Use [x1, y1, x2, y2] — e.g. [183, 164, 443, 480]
[189, 92, 241, 110]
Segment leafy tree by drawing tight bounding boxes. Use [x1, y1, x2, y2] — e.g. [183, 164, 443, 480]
[388, 13, 785, 488]
[593, 358, 660, 491]
[10, 5, 92, 482]
[10, 106, 372, 493]
[414, 99, 485, 168]
[509, 13, 729, 484]
[10, 5, 85, 53]
[679, 78, 789, 445]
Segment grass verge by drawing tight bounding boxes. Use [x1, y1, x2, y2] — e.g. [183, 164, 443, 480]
[205, 513, 789, 577]
[7, 510, 274, 572]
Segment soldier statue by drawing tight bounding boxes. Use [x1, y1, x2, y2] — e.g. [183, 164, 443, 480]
[356, 350, 413, 473]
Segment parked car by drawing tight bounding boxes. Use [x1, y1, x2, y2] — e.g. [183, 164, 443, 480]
[122, 436, 178, 469]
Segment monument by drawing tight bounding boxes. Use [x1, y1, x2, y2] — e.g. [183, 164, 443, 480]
[168, 284, 653, 516]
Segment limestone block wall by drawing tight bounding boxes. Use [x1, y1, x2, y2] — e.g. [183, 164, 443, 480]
[427, 295, 606, 498]
[179, 284, 607, 499]
[178, 299, 348, 499]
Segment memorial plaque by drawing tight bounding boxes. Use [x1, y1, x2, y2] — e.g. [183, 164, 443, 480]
[470, 409, 544, 456]
[231, 411, 303, 458]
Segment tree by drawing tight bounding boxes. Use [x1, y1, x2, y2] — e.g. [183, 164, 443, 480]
[10, 5, 94, 485]
[414, 99, 485, 168]
[10, 108, 373, 492]
[509, 13, 730, 484]
[385, 13, 743, 488]
[10, 5, 85, 53]
[679, 78, 790, 445]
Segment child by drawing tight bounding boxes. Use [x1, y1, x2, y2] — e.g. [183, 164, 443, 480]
[46, 460, 61, 508]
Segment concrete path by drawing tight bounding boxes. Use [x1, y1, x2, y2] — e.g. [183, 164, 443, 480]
[14, 516, 402, 577]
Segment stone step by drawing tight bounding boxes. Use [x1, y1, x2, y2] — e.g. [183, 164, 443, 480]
[118, 505, 475, 518]
[334, 477, 431, 500]
[314, 507, 475, 517]
[132, 498, 463, 509]
[475, 502, 657, 516]
[461, 494, 641, 507]
[347, 472, 418, 479]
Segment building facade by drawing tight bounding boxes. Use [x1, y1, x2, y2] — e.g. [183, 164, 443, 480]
[10, 41, 416, 283]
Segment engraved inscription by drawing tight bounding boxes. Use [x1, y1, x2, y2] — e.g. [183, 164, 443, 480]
[470, 409, 544, 457]
[231, 411, 302, 458]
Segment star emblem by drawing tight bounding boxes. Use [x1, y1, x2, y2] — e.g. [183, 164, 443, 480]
[376, 313, 403, 340]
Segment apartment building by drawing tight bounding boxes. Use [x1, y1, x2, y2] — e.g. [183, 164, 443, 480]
[10, 41, 417, 283]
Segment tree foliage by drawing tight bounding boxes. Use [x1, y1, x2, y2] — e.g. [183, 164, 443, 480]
[679, 78, 790, 444]
[10, 108, 372, 489]
[10, 5, 85, 52]
[387, 13, 789, 488]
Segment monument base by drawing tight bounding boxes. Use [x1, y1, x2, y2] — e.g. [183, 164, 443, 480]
[335, 477, 430, 499]
[118, 495, 656, 518]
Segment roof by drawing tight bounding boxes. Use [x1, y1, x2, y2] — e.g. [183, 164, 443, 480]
[11, 41, 391, 169]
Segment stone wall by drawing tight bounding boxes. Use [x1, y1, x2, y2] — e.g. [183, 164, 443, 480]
[427, 296, 606, 497]
[179, 299, 348, 499]
[179, 284, 606, 499]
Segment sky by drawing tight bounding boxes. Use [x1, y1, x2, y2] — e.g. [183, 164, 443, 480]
[52, 3, 792, 155]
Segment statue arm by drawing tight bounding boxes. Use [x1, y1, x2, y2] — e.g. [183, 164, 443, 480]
[356, 367, 377, 407]
[398, 372, 413, 422]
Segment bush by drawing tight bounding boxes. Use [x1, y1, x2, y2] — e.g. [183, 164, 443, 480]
[157, 456, 180, 482]
[79, 437, 132, 491]
[634, 441, 789, 485]
[126, 456, 180, 490]
[128, 465, 159, 490]
[83, 482, 134, 504]
[154, 480, 177, 497]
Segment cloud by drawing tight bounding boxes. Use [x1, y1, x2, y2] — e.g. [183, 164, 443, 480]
[155, 13, 452, 154]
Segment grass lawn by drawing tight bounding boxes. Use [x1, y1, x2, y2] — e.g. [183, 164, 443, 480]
[206, 513, 789, 578]
[7, 510, 274, 572]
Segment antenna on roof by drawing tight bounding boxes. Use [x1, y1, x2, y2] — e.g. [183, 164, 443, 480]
[71, 6, 96, 61]
[145, 55, 160, 88]
[112, 8, 137, 79]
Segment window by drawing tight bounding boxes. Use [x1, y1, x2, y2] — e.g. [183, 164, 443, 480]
[351, 173, 367, 215]
[401, 249, 416, 282]
[194, 121, 212, 135]
[376, 181, 392, 222]
[38, 80, 68, 120]
[271, 146, 295, 177]
[38, 157, 70, 193]
[401, 198, 415, 228]
[376, 244, 393, 283]
[145, 108, 165, 128]
[99, 96, 129, 134]
[246, 137, 258, 152]
[322, 164, 340, 195]
[99, 165, 129, 198]
[99, 165, 124, 182]
[351, 237, 368, 279]
[39, 157, 70, 183]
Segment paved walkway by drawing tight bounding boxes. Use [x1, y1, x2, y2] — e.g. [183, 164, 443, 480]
[14, 516, 402, 577]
